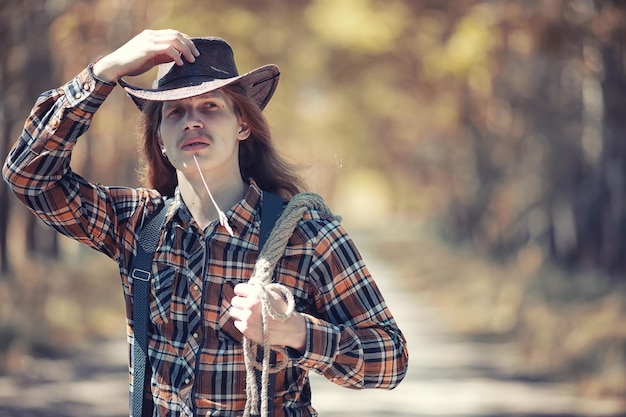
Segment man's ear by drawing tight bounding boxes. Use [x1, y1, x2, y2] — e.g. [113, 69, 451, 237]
[237, 122, 250, 140]
[157, 133, 166, 154]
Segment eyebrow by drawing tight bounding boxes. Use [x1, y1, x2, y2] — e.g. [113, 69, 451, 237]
[163, 92, 225, 109]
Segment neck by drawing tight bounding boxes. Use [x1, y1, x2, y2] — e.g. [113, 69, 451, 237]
[178, 167, 247, 230]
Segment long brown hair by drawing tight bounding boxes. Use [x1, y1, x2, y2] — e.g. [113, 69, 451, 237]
[137, 83, 305, 198]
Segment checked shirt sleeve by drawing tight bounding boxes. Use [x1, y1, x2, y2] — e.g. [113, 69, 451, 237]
[297, 219, 409, 390]
[2, 65, 140, 260]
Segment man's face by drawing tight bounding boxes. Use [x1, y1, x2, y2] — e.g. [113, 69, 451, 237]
[158, 90, 249, 178]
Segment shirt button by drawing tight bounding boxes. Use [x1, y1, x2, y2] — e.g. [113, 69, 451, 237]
[83, 82, 92, 91]
[50, 118, 60, 128]
[193, 285, 199, 291]
[184, 378, 190, 385]
[74, 92, 82, 99]
[193, 332, 199, 339]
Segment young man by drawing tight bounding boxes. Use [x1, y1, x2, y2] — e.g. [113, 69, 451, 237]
[3, 29, 408, 417]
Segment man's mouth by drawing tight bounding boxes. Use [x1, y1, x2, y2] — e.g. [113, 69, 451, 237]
[179, 136, 211, 151]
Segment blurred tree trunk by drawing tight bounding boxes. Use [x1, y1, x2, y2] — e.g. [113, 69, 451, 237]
[0, 0, 154, 273]
[597, 8, 626, 273]
[0, 59, 9, 274]
[442, 1, 626, 276]
[0, 1, 17, 274]
[0, 1, 65, 272]
[21, 2, 60, 259]
[540, 1, 626, 275]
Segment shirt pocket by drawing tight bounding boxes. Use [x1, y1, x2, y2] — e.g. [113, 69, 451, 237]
[218, 279, 244, 345]
[149, 260, 180, 325]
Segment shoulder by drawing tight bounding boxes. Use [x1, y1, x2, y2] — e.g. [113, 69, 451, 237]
[106, 186, 167, 234]
[288, 202, 343, 248]
[106, 186, 163, 214]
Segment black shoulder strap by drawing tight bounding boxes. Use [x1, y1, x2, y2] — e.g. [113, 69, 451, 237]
[130, 199, 170, 417]
[257, 191, 284, 417]
[259, 191, 284, 251]
[130, 192, 285, 417]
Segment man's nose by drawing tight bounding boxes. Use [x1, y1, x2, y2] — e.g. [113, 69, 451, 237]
[183, 110, 204, 130]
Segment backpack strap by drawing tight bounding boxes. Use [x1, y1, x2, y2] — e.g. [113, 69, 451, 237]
[130, 191, 284, 417]
[130, 199, 171, 417]
[256, 191, 285, 417]
[259, 191, 284, 250]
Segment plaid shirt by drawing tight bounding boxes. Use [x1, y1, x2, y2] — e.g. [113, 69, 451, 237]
[3, 65, 409, 417]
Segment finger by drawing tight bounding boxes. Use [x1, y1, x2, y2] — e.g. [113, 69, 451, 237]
[233, 319, 246, 335]
[229, 305, 242, 320]
[169, 46, 185, 66]
[229, 304, 251, 322]
[179, 34, 200, 57]
[234, 283, 253, 297]
[142, 42, 179, 66]
[230, 295, 245, 309]
[171, 37, 197, 63]
[156, 30, 199, 59]
[151, 28, 182, 38]
[231, 293, 258, 310]
[147, 31, 196, 64]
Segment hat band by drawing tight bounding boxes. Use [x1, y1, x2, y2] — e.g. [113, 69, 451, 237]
[158, 73, 237, 90]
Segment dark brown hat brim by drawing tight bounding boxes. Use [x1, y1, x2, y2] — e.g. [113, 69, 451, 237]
[119, 64, 280, 111]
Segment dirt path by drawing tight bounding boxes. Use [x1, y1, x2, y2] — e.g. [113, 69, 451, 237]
[309, 231, 624, 417]
[0, 230, 624, 416]
[0, 336, 129, 417]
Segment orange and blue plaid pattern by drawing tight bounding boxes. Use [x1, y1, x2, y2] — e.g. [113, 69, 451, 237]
[3, 66, 409, 417]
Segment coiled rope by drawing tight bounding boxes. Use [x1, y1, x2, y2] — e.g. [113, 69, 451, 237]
[242, 192, 339, 417]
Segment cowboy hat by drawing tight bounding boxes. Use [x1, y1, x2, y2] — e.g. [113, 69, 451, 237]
[118, 37, 280, 111]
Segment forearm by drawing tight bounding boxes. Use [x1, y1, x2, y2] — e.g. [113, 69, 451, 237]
[296, 314, 408, 389]
[2, 65, 123, 253]
[3, 64, 114, 194]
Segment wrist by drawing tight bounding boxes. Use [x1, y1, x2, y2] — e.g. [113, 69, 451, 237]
[92, 55, 119, 83]
[284, 312, 306, 352]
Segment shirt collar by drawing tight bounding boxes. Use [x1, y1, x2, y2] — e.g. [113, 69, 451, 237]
[227, 180, 263, 237]
[166, 180, 263, 239]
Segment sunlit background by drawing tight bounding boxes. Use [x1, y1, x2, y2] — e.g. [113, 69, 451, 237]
[1, 0, 626, 415]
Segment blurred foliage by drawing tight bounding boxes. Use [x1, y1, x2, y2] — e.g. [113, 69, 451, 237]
[2, 0, 625, 272]
[1, 0, 626, 405]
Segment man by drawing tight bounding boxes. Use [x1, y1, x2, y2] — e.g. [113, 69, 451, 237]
[3, 29, 408, 417]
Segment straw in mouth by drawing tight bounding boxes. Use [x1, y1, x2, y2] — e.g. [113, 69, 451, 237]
[193, 154, 234, 236]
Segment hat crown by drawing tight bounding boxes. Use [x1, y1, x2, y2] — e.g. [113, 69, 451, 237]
[154, 37, 240, 90]
[119, 36, 280, 111]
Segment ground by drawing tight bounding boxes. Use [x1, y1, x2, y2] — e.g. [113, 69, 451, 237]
[0, 226, 624, 416]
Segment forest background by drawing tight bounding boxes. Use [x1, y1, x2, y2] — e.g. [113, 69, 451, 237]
[1, 0, 625, 407]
